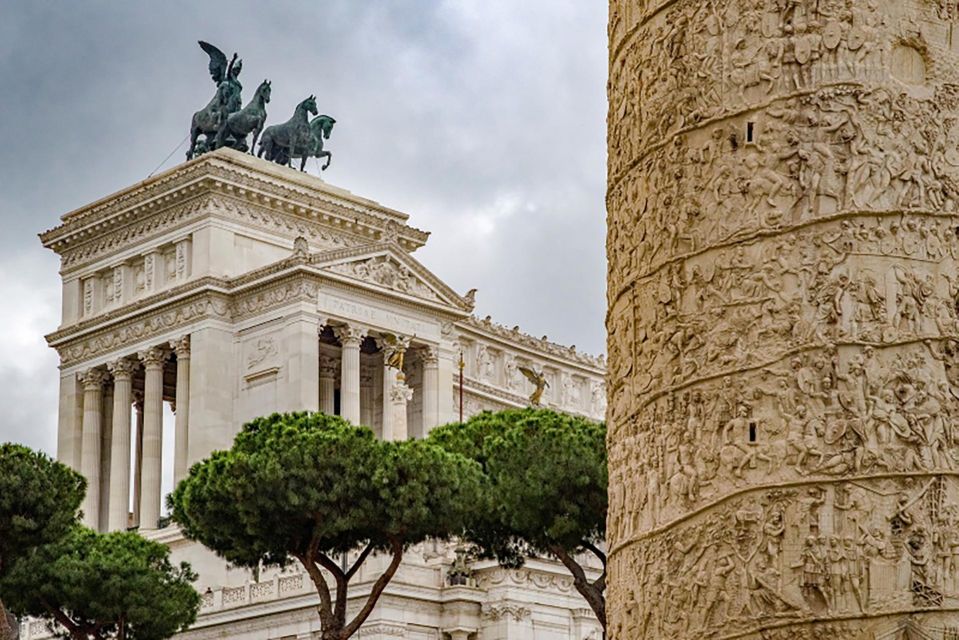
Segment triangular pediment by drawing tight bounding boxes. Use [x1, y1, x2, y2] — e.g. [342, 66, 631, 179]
[311, 242, 473, 312]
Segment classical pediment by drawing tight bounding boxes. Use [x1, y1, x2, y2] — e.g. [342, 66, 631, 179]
[312, 243, 473, 312]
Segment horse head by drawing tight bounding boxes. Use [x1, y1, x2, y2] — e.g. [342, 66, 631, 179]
[256, 79, 271, 104]
[312, 115, 336, 140]
[302, 95, 318, 117]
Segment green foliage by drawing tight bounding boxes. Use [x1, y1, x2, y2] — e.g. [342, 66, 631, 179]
[0, 526, 200, 640]
[429, 408, 607, 560]
[0, 443, 86, 574]
[171, 411, 481, 565]
[428, 408, 608, 627]
[170, 412, 482, 639]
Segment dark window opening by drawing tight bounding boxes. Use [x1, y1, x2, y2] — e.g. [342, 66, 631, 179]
[747, 122, 755, 143]
[748, 421, 757, 443]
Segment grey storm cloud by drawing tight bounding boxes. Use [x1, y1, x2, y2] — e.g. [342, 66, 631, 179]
[0, 1, 609, 457]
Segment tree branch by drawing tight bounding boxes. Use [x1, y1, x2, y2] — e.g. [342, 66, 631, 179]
[295, 551, 335, 631]
[0, 599, 17, 640]
[582, 540, 607, 567]
[345, 542, 376, 581]
[551, 545, 606, 630]
[314, 552, 349, 628]
[342, 538, 404, 638]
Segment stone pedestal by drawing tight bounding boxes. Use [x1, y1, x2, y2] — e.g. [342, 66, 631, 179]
[607, 0, 959, 636]
[386, 373, 413, 441]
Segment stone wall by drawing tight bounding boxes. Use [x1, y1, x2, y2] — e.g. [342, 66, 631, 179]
[607, 0, 959, 637]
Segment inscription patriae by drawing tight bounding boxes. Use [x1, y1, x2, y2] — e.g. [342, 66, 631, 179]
[608, 0, 959, 638]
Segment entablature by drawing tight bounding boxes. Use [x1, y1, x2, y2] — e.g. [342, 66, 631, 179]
[40, 148, 430, 275]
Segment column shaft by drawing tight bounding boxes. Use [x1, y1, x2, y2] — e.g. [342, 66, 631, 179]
[107, 360, 136, 531]
[78, 370, 107, 530]
[334, 326, 364, 424]
[138, 347, 166, 530]
[422, 347, 440, 435]
[171, 337, 191, 485]
[132, 395, 143, 527]
[360, 367, 374, 427]
[319, 356, 336, 415]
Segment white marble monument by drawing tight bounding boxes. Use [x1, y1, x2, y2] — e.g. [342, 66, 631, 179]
[29, 148, 605, 640]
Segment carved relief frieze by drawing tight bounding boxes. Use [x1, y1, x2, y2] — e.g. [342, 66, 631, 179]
[326, 254, 443, 303]
[54, 293, 230, 367]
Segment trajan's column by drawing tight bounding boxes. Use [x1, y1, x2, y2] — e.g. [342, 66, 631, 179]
[608, 0, 959, 638]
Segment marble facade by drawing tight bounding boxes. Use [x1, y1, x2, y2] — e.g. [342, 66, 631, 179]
[30, 148, 605, 640]
[608, 0, 959, 638]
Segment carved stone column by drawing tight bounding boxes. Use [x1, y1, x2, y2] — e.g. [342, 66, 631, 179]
[319, 355, 336, 415]
[170, 336, 191, 485]
[106, 358, 138, 532]
[421, 346, 440, 435]
[387, 376, 414, 441]
[334, 326, 365, 424]
[138, 347, 166, 530]
[607, 0, 959, 636]
[379, 335, 411, 441]
[78, 368, 108, 530]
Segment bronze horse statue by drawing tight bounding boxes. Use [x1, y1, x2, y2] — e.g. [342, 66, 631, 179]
[270, 115, 336, 171]
[257, 95, 319, 171]
[187, 41, 243, 159]
[214, 79, 271, 153]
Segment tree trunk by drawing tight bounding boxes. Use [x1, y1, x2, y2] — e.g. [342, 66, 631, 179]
[0, 599, 17, 640]
[551, 546, 606, 631]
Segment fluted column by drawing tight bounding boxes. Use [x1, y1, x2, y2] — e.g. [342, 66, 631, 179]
[421, 347, 440, 435]
[106, 358, 138, 532]
[138, 347, 166, 530]
[319, 355, 336, 415]
[78, 368, 108, 530]
[334, 326, 365, 424]
[170, 336, 191, 485]
[360, 366, 374, 427]
[132, 392, 143, 527]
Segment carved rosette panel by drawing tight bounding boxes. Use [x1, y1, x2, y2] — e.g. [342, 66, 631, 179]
[608, 0, 959, 637]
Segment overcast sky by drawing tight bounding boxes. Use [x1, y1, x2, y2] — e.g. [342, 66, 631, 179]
[0, 1, 608, 460]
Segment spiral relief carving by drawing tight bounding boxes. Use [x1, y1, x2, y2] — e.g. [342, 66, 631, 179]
[607, 0, 959, 637]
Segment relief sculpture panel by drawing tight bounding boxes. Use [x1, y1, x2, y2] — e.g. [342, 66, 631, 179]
[608, 0, 959, 636]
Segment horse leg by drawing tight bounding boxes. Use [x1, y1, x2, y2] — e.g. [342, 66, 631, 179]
[322, 151, 332, 171]
[214, 121, 228, 150]
[250, 126, 261, 156]
[187, 125, 199, 160]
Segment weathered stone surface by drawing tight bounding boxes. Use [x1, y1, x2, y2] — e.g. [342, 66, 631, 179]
[607, 0, 959, 637]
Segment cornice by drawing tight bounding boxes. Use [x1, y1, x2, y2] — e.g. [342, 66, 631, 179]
[41, 149, 430, 268]
[458, 316, 606, 372]
[47, 260, 472, 366]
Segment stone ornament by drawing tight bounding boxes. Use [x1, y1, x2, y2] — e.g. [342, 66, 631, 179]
[607, 0, 959, 637]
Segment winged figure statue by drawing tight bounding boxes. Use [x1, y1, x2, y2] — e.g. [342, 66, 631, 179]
[379, 333, 413, 371]
[187, 41, 244, 159]
[518, 366, 549, 406]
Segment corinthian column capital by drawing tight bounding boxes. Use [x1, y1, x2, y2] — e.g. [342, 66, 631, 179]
[78, 368, 109, 390]
[169, 335, 191, 359]
[107, 358, 139, 381]
[138, 346, 167, 369]
[334, 324, 367, 347]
